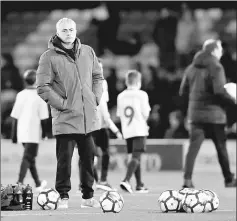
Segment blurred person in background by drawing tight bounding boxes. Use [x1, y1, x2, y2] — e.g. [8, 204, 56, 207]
[36, 18, 104, 209]
[164, 110, 189, 139]
[153, 8, 178, 71]
[77, 60, 122, 193]
[175, 4, 200, 69]
[117, 70, 151, 193]
[1, 53, 24, 138]
[10, 69, 48, 192]
[220, 42, 236, 83]
[180, 39, 236, 188]
[97, 3, 142, 56]
[147, 104, 163, 138]
[92, 60, 122, 191]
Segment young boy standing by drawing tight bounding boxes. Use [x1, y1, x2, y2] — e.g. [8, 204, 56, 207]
[11, 69, 49, 192]
[117, 70, 151, 193]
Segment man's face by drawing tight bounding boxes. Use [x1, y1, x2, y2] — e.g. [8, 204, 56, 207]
[57, 21, 77, 44]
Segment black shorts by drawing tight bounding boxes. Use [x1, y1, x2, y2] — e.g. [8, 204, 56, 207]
[125, 137, 146, 154]
[93, 128, 109, 156]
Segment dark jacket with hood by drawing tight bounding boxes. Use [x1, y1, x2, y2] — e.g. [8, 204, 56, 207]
[179, 50, 235, 124]
[36, 36, 104, 135]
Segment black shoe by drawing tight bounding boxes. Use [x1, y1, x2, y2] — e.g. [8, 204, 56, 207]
[225, 178, 236, 187]
[182, 180, 194, 188]
[136, 184, 149, 193]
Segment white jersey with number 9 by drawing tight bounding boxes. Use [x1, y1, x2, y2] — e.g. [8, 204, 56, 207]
[117, 89, 151, 139]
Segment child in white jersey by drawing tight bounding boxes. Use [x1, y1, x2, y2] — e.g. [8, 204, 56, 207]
[10, 69, 49, 192]
[117, 70, 151, 193]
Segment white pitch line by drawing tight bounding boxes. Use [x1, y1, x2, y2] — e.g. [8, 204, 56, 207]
[1, 212, 103, 217]
[1, 209, 236, 217]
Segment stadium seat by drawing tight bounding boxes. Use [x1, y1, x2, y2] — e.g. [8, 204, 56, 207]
[22, 12, 36, 22]
[144, 11, 158, 21]
[48, 9, 65, 21]
[127, 11, 144, 24]
[37, 11, 50, 21]
[64, 9, 80, 20]
[91, 4, 109, 21]
[37, 22, 55, 33]
[14, 57, 37, 74]
[6, 12, 22, 22]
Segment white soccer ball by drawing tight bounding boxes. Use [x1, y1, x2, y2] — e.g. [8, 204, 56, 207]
[158, 190, 182, 213]
[182, 190, 208, 213]
[177, 188, 200, 212]
[99, 190, 124, 213]
[37, 188, 60, 210]
[224, 83, 236, 102]
[202, 189, 219, 212]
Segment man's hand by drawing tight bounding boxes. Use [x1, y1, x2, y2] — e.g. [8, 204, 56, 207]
[115, 131, 123, 139]
[12, 137, 17, 144]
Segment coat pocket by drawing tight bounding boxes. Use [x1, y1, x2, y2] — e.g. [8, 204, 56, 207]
[51, 108, 61, 125]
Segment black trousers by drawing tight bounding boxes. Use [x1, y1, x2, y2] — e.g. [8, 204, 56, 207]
[18, 143, 41, 187]
[93, 128, 109, 182]
[55, 133, 95, 199]
[184, 123, 233, 183]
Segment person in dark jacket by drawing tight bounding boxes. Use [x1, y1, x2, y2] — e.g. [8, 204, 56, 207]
[1, 53, 24, 138]
[164, 110, 189, 139]
[179, 39, 236, 188]
[36, 18, 104, 209]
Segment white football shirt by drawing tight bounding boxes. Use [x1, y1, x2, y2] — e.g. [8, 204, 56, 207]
[11, 89, 49, 143]
[97, 80, 110, 129]
[117, 89, 151, 139]
[224, 83, 236, 103]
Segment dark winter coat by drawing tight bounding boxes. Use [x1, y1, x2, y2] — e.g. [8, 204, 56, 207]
[179, 50, 235, 124]
[36, 36, 104, 135]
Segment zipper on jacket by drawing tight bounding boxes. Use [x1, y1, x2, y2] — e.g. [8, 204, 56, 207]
[74, 61, 87, 134]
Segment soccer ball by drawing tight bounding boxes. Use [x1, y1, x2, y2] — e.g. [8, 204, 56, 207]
[37, 188, 60, 210]
[158, 190, 182, 212]
[182, 190, 208, 213]
[202, 190, 219, 212]
[224, 83, 236, 101]
[99, 190, 124, 213]
[177, 188, 199, 212]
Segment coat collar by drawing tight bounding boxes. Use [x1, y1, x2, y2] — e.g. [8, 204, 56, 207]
[48, 35, 81, 56]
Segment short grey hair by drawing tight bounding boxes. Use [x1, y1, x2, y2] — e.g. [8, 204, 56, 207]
[56, 18, 76, 31]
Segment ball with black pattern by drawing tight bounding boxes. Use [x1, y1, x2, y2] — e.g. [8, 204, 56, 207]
[37, 188, 60, 210]
[99, 190, 124, 213]
[158, 190, 182, 213]
[182, 190, 208, 213]
[202, 189, 219, 212]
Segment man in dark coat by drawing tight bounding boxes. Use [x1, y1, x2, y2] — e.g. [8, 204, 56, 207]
[179, 39, 236, 188]
[36, 18, 104, 209]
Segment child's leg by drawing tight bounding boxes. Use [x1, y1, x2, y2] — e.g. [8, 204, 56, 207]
[127, 137, 146, 185]
[123, 152, 141, 182]
[134, 163, 142, 186]
[17, 143, 29, 184]
[28, 143, 41, 187]
[18, 143, 41, 187]
[93, 156, 99, 183]
[99, 129, 110, 182]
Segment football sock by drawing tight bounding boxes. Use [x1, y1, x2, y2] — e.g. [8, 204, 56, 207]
[134, 164, 142, 186]
[101, 154, 109, 182]
[124, 158, 139, 182]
